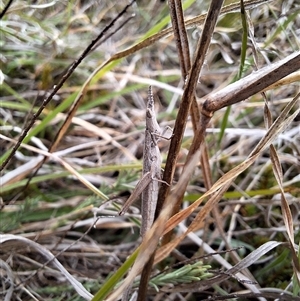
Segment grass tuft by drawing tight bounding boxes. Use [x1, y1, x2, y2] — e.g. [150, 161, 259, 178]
[1, 0, 299, 300]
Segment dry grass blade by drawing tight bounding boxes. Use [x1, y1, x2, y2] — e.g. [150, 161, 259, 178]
[15, 94, 86, 198]
[0, 135, 108, 200]
[269, 134, 300, 284]
[0, 234, 93, 300]
[269, 145, 294, 239]
[249, 93, 300, 157]
[227, 241, 284, 275]
[202, 292, 300, 301]
[0, 258, 14, 301]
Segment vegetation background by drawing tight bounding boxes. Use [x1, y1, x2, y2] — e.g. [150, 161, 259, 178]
[0, 0, 299, 300]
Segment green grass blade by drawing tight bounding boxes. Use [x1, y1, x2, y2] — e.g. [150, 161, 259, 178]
[218, 0, 248, 145]
[91, 247, 140, 301]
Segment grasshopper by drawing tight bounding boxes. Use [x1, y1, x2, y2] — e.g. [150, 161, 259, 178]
[119, 86, 162, 237]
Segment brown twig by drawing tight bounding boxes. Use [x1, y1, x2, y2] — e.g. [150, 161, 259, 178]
[202, 52, 300, 115]
[157, 0, 225, 243]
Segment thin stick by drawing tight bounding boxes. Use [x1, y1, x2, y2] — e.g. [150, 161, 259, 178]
[159, 0, 202, 247]
[157, 0, 225, 242]
[202, 51, 300, 115]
